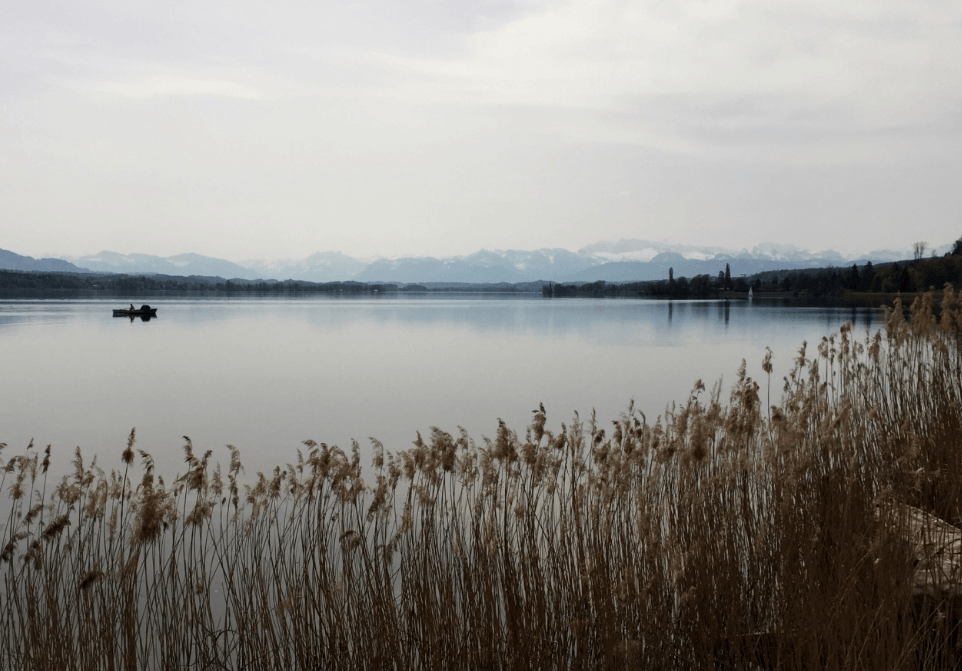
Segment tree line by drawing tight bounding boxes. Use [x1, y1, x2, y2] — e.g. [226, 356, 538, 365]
[544, 236, 962, 299]
[543, 262, 740, 298]
[0, 271, 400, 295]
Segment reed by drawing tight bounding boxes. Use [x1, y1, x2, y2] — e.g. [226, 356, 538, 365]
[2, 288, 962, 670]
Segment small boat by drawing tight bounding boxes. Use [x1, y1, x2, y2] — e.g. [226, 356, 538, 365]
[113, 304, 158, 317]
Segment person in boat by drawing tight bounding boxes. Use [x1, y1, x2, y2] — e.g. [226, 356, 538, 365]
[129, 303, 135, 311]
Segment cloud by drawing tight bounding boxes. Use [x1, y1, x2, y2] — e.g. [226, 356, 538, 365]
[90, 72, 265, 99]
[344, 0, 962, 154]
[2, 0, 960, 259]
[13, 0, 962, 153]
[82, 61, 328, 102]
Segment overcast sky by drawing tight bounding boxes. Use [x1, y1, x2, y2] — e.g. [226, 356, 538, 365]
[2, 0, 961, 261]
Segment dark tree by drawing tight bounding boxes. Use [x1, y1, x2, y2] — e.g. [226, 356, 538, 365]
[847, 264, 860, 290]
[689, 274, 712, 296]
[860, 261, 875, 291]
[898, 266, 913, 293]
[724, 263, 731, 290]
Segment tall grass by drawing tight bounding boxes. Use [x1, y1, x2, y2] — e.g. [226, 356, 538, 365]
[2, 288, 962, 670]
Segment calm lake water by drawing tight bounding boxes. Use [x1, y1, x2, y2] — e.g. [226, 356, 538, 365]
[0, 296, 879, 478]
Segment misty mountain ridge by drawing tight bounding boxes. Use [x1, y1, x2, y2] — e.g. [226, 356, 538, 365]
[63, 251, 263, 280]
[0, 249, 87, 273]
[325, 240, 949, 284]
[239, 252, 366, 283]
[5, 239, 951, 284]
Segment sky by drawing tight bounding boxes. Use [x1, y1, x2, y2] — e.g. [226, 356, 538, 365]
[2, 0, 961, 262]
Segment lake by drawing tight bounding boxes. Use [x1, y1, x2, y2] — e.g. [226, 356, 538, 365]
[0, 296, 878, 478]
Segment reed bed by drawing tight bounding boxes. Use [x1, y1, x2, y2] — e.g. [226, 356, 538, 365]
[2, 289, 962, 670]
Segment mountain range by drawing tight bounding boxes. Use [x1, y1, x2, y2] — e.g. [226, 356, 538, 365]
[0, 248, 86, 273]
[1, 240, 952, 284]
[61, 251, 257, 279]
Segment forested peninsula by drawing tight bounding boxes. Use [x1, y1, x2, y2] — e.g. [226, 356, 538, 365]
[545, 237, 962, 303]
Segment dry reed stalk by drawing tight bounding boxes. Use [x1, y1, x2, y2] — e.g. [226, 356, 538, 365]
[1, 289, 962, 669]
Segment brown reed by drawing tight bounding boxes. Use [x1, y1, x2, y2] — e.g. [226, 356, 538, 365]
[2, 288, 962, 669]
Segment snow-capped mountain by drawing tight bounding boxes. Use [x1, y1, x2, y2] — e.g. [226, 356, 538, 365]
[252, 240, 927, 284]
[352, 248, 605, 284]
[239, 252, 367, 283]
[67, 251, 262, 280]
[579, 239, 733, 263]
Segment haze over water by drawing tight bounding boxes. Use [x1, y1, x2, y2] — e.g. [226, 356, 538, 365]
[0, 296, 875, 477]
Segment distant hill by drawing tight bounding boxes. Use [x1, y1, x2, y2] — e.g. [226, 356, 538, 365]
[69, 251, 262, 280]
[0, 248, 86, 273]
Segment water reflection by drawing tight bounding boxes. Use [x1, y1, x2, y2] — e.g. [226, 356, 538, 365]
[0, 296, 884, 478]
